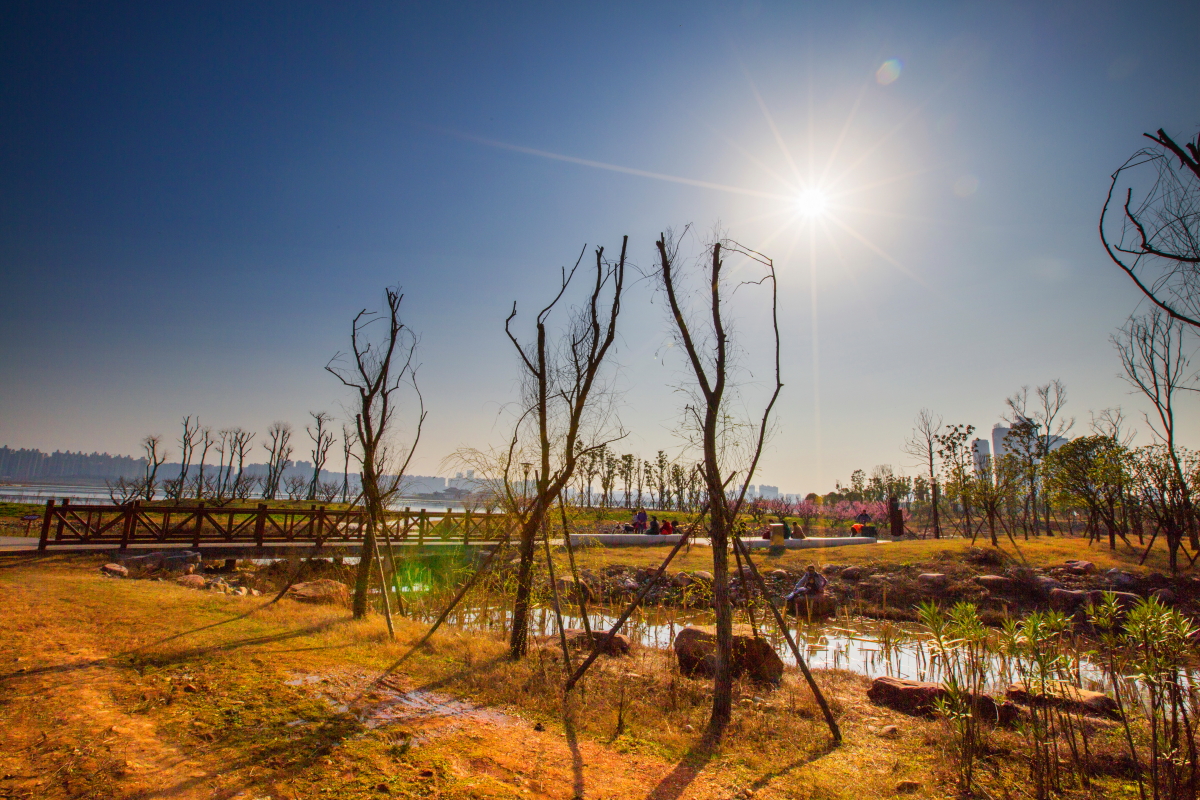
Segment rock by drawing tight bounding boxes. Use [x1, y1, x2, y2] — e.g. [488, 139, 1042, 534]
[561, 628, 630, 656]
[877, 724, 899, 738]
[976, 575, 1016, 593]
[672, 572, 694, 587]
[895, 780, 920, 794]
[100, 563, 129, 578]
[235, 586, 249, 596]
[1065, 560, 1097, 575]
[250, 588, 262, 597]
[286, 579, 350, 605]
[691, 571, 714, 583]
[1033, 575, 1065, 596]
[867, 677, 1015, 725]
[787, 593, 837, 618]
[619, 577, 639, 593]
[1006, 681, 1120, 719]
[674, 625, 784, 686]
[768, 569, 791, 580]
[1151, 588, 1176, 604]
[821, 564, 841, 576]
[917, 573, 946, 588]
[175, 575, 206, 589]
[1106, 569, 1140, 589]
[555, 576, 592, 603]
[1048, 588, 1093, 613]
[840, 566, 864, 581]
[119, 550, 202, 576]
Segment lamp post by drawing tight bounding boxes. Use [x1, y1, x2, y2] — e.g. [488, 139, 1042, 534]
[520, 462, 532, 504]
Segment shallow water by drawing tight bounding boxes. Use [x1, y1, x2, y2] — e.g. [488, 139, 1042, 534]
[408, 595, 1112, 693]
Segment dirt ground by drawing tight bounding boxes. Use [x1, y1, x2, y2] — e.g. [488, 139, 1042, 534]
[0, 553, 1141, 799]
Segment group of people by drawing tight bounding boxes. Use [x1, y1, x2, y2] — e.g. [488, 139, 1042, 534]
[625, 508, 677, 535]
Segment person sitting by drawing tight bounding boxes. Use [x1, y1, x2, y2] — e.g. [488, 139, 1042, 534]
[850, 522, 865, 536]
[779, 517, 792, 540]
[660, 519, 674, 536]
[784, 565, 827, 600]
[647, 515, 660, 535]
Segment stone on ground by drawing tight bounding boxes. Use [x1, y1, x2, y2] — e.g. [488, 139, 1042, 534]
[976, 574, 1016, 593]
[286, 579, 350, 605]
[562, 628, 630, 656]
[1006, 681, 1120, 719]
[100, 563, 129, 578]
[673, 625, 784, 686]
[867, 676, 1014, 724]
[175, 574, 206, 589]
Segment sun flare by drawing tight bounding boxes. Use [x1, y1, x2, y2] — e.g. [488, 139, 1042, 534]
[794, 188, 829, 218]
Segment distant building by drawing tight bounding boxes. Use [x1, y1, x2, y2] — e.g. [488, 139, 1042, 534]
[758, 484, 780, 500]
[971, 439, 991, 475]
[992, 424, 1067, 462]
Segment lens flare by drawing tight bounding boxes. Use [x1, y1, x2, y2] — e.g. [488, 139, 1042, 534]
[876, 59, 902, 86]
[795, 188, 829, 217]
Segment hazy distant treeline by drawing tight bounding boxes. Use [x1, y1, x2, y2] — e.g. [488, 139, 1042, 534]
[0, 447, 145, 480]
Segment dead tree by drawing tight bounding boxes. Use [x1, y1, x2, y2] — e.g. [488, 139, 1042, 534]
[1101, 128, 1200, 331]
[170, 416, 200, 501]
[261, 423, 293, 500]
[340, 424, 355, 503]
[903, 408, 943, 538]
[141, 435, 168, 501]
[328, 287, 425, 621]
[1113, 309, 1196, 550]
[306, 411, 335, 500]
[504, 238, 626, 659]
[653, 230, 782, 738]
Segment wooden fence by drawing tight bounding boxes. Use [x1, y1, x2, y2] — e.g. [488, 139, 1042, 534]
[36, 499, 511, 551]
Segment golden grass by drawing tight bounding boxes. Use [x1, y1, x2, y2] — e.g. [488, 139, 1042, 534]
[0, 554, 1143, 799]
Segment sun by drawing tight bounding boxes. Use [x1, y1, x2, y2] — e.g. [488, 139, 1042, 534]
[794, 188, 829, 218]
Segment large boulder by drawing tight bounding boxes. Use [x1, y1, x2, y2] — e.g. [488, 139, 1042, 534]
[674, 625, 784, 686]
[691, 571, 714, 584]
[840, 566, 864, 581]
[1006, 681, 1120, 719]
[1064, 560, 1097, 575]
[1106, 569, 1140, 590]
[867, 677, 1015, 725]
[286, 579, 350, 605]
[787, 593, 837, 618]
[1033, 575, 1065, 596]
[1048, 588, 1095, 613]
[561, 628, 630, 656]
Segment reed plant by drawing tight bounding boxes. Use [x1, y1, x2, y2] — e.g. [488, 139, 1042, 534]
[1090, 593, 1199, 800]
[917, 601, 993, 795]
[998, 610, 1092, 797]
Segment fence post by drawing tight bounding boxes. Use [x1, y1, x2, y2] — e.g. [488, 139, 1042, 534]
[38, 499, 54, 551]
[192, 502, 204, 548]
[402, 507, 411, 540]
[54, 497, 69, 542]
[463, 509, 471, 545]
[254, 503, 267, 548]
[419, 510, 426, 546]
[119, 501, 137, 551]
[316, 506, 326, 543]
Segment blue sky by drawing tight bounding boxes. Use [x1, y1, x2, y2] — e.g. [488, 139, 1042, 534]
[1, 1, 1197, 493]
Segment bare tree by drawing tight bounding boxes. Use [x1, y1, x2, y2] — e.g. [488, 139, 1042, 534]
[1113, 309, 1196, 549]
[261, 422, 293, 500]
[1101, 128, 1200, 331]
[504, 239, 626, 659]
[193, 427, 213, 499]
[653, 230, 782, 737]
[230, 428, 255, 495]
[141, 435, 168, 501]
[169, 416, 200, 501]
[903, 409, 943, 538]
[327, 287, 426, 622]
[306, 411, 335, 500]
[340, 424, 355, 503]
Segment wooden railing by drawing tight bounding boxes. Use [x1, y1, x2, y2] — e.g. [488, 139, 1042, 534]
[36, 499, 511, 551]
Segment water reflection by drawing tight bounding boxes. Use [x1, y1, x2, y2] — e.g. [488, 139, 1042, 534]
[407, 594, 1110, 693]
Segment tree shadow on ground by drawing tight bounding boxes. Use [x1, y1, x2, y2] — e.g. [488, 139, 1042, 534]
[643, 730, 721, 800]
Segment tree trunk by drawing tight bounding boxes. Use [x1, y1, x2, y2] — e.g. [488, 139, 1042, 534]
[707, 512, 733, 735]
[931, 481, 941, 539]
[509, 507, 542, 659]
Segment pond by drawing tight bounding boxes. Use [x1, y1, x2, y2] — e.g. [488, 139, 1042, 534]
[407, 594, 1112, 694]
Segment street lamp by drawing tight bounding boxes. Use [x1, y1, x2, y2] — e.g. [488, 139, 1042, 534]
[520, 462, 532, 503]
